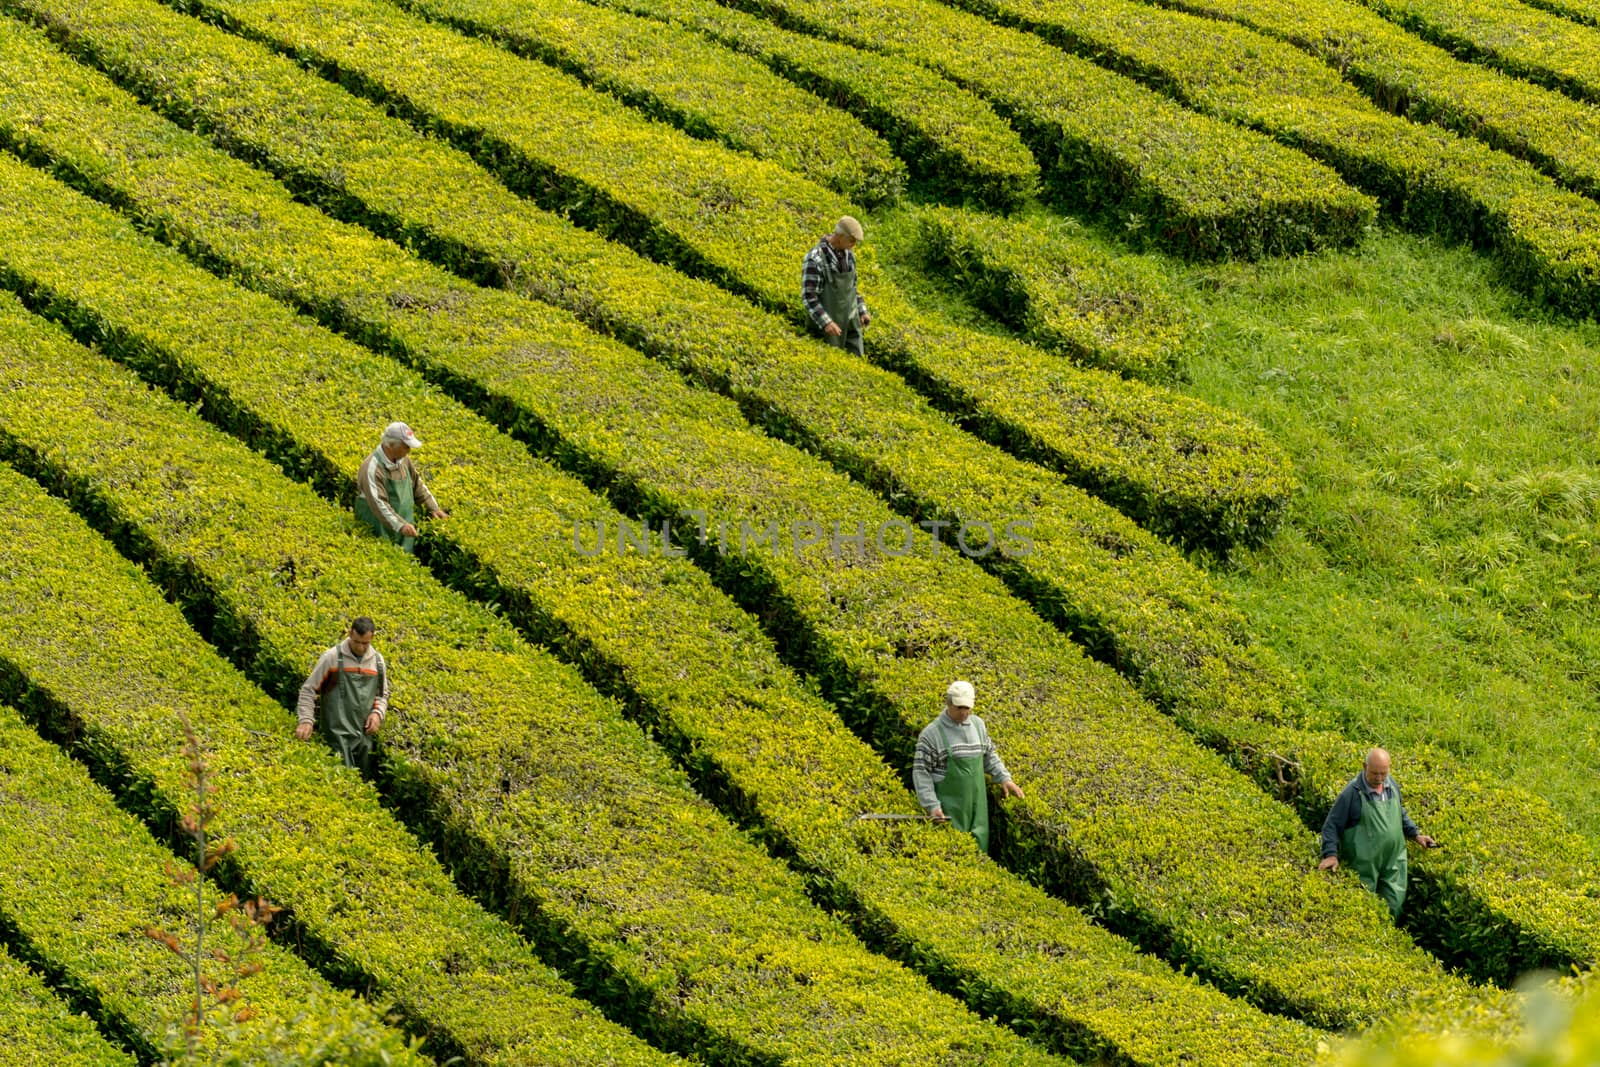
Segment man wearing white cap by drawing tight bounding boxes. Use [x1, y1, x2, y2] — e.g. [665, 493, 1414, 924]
[801, 216, 872, 355]
[355, 421, 447, 554]
[912, 680, 1024, 853]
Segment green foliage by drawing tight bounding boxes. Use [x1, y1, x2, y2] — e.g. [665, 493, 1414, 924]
[1356, 0, 1600, 107]
[0, 703, 424, 1066]
[10, 0, 1296, 549]
[0, 38, 1342, 1060]
[1143, 0, 1600, 203]
[0, 943, 137, 1066]
[0, 0, 1304, 791]
[0, 285, 1056, 1062]
[0, 132, 1470, 1035]
[909, 203, 1191, 380]
[1333, 974, 1600, 1066]
[715, 0, 1377, 259]
[584, 0, 1042, 209]
[1172, 232, 1600, 979]
[383, 0, 908, 205]
[941, 0, 1600, 316]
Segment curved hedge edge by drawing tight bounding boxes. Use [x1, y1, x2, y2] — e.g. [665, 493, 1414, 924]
[1357, 0, 1600, 107]
[941, 0, 1600, 319]
[0, 115, 1326, 1063]
[907, 203, 1190, 381]
[150, 0, 1304, 546]
[587, 0, 1041, 210]
[383, 0, 908, 205]
[0, 691, 430, 1067]
[0, 41, 1337, 1062]
[0, 931, 138, 1067]
[1517, 0, 1600, 26]
[1138, 0, 1600, 211]
[0, 256, 1064, 1064]
[9, 0, 1299, 550]
[708, 0, 1378, 259]
[0, 142, 1456, 1032]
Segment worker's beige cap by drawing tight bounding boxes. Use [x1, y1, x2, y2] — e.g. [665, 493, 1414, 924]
[945, 680, 975, 709]
[834, 216, 864, 241]
[382, 421, 423, 448]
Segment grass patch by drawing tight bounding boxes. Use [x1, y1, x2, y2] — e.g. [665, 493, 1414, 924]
[1173, 227, 1600, 842]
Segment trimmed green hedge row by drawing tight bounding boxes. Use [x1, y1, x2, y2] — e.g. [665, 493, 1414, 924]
[0, 234, 1322, 1067]
[1, 0, 1291, 572]
[583, 0, 1039, 209]
[910, 204, 1191, 380]
[0, 234, 1060, 1065]
[1356, 0, 1600, 107]
[0, 342, 682, 1067]
[1133, 0, 1600, 205]
[0, 695, 427, 1066]
[0, 0, 1305, 761]
[0, 112, 1474, 1034]
[240, 0, 1370, 263]
[0, 938, 137, 1067]
[1517, 0, 1600, 26]
[9, 0, 1301, 549]
[154, 0, 1304, 544]
[0, 37, 1335, 1064]
[10, 20, 1595, 1015]
[385, 0, 906, 205]
[939, 0, 1600, 315]
[691, 0, 1375, 258]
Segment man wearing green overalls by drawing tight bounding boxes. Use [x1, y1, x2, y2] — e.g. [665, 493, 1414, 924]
[355, 421, 448, 554]
[801, 216, 872, 356]
[1318, 748, 1437, 918]
[295, 617, 390, 771]
[912, 681, 1025, 854]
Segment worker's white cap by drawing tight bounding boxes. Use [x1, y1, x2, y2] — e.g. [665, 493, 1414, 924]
[382, 421, 422, 448]
[944, 680, 975, 709]
[834, 216, 864, 241]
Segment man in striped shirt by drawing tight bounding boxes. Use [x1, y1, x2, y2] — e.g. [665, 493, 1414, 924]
[295, 616, 390, 770]
[355, 421, 447, 554]
[801, 216, 871, 355]
[913, 680, 1024, 854]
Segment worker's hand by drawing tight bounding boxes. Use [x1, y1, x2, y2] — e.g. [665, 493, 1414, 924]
[929, 808, 948, 822]
[1317, 855, 1338, 872]
[399, 522, 418, 538]
[860, 312, 871, 328]
[364, 712, 382, 736]
[429, 508, 449, 520]
[1414, 834, 1437, 849]
[823, 321, 842, 338]
[294, 721, 313, 741]
[1001, 780, 1025, 800]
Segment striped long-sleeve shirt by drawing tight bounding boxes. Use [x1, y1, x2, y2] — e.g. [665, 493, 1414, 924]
[912, 711, 1012, 812]
[296, 639, 390, 726]
[356, 446, 440, 534]
[800, 236, 868, 331]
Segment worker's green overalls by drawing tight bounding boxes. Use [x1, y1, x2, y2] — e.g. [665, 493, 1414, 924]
[820, 250, 864, 357]
[934, 720, 990, 854]
[355, 456, 417, 553]
[1340, 785, 1408, 918]
[319, 647, 385, 772]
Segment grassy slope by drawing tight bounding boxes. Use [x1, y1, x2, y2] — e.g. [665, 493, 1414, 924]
[884, 206, 1600, 843]
[1178, 230, 1600, 839]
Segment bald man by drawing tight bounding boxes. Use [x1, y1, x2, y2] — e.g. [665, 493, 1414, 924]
[1318, 748, 1436, 918]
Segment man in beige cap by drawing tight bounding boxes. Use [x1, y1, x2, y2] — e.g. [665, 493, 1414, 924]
[801, 216, 872, 355]
[912, 680, 1024, 854]
[355, 421, 447, 554]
